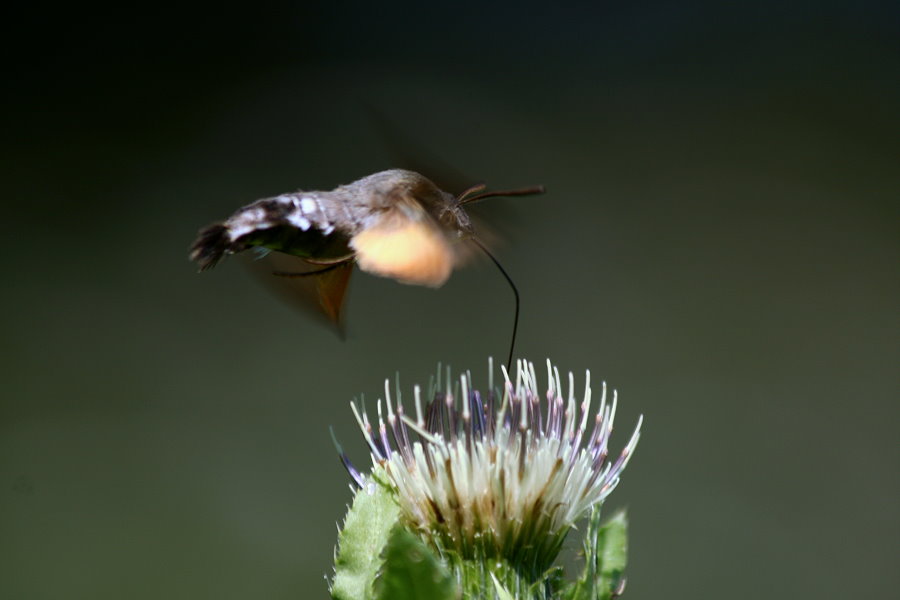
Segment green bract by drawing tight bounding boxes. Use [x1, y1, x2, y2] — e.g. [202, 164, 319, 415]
[330, 473, 400, 600]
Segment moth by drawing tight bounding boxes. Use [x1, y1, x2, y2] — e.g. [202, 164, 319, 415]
[189, 169, 543, 366]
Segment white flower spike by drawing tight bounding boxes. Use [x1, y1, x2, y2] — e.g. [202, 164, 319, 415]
[348, 359, 642, 576]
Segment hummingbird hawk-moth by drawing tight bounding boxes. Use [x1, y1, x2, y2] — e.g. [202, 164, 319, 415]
[189, 169, 543, 365]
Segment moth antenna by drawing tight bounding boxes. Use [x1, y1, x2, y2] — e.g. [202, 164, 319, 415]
[458, 184, 546, 205]
[472, 239, 519, 373]
[456, 182, 488, 204]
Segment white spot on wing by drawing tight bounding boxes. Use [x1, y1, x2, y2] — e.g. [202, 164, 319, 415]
[228, 225, 253, 240]
[322, 224, 335, 235]
[315, 197, 333, 229]
[300, 197, 317, 214]
[288, 214, 311, 231]
[228, 207, 270, 240]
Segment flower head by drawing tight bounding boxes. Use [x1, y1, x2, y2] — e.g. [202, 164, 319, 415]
[347, 359, 642, 578]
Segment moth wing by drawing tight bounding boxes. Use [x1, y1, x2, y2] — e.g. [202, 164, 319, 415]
[350, 193, 457, 288]
[364, 109, 511, 257]
[366, 106, 476, 195]
[238, 251, 354, 335]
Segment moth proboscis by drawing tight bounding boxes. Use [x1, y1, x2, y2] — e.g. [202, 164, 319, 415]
[189, 169, 544, 369]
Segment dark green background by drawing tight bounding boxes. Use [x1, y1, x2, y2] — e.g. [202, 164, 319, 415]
[2, 2, 897, 598]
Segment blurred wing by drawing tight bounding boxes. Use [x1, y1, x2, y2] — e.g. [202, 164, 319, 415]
[238, 251, 355, 335]
[362, 108, 522, 255]
[350, 194, 455, 288]
[365, 105, 476, 195]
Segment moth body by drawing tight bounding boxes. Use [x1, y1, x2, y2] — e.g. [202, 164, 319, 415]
[189, 167, 545, 367]
[189, 169, 478, 325]
[190, 169, 471, 281]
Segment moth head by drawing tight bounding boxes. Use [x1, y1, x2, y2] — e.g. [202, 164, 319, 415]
[389, 170, 474, 238]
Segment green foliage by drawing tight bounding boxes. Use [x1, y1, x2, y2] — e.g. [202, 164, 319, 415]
[330, 477, 401, 600]
[458, 556, 565, 600]
[564, 508, 629, 600]
[374, 527, 457, 600]
[490, 573, 515, 600]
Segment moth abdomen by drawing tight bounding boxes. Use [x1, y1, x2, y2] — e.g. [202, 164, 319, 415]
[190, 190, 355, 272]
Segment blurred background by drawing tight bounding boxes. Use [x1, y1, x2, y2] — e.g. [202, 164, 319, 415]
[1, 1, 897, 598]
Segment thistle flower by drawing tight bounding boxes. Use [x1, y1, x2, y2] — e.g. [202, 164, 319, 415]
[334, 359, 642, 599]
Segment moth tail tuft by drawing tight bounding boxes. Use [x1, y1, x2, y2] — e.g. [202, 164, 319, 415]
[190, 223, 230, 271]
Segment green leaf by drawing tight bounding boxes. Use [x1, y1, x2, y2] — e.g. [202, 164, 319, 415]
[490, 573, 515, 600]
[596, 510, 628, 598]
[564, 508, 629, 600]
[374, 527, 457, 600]
[331, 477, 401, 600]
